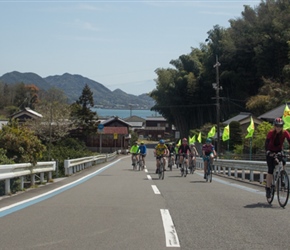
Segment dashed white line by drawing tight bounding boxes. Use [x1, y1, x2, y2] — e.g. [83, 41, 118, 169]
[151, 185, 160, 194]
[160, 209, 180, 248]
[147, 175, 152, 180]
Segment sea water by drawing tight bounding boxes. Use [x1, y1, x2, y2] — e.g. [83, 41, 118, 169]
[91, 108, 160, 119]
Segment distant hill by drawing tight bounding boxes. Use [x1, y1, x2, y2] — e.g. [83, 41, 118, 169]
[0, 71, 155, 109]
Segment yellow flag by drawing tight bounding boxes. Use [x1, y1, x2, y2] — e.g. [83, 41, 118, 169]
[207, 126, 216, 138]
[197, 132, 201, 143]
[283, 104, 290, 129]
[176, 139, 181, 146]
[222, 124, 230, 141]
[245, 116, 254, 138]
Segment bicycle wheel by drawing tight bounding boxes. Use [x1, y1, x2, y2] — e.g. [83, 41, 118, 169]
[208, 163, 212, 182]
[159, 162, 164, 180]
[277, 170, 290, 208]
[180, 162, 184, 177]
[267, 185, 275, 204]
[184, 164, 188, 177]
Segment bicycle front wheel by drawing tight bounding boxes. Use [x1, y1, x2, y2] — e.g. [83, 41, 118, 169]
[209, 164, 212, 183]
[159, 163, 164, 180]
[277, 170, 290, 208]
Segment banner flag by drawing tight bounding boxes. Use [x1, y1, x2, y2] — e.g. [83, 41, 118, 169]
[207, 126, 216, 138]
[222, 124, 230, 141]
[245, 116, 255, 138]
[283, 104, 290, 129]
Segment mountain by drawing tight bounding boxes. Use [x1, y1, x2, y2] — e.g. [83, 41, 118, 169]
[0, 71, 155, 109]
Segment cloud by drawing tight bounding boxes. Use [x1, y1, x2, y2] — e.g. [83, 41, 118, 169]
[74, 19, 100, 31]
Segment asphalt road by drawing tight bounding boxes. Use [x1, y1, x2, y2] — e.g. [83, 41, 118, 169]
[1, 149, 290, 250]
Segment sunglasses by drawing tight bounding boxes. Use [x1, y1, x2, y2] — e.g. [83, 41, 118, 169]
[275, 125, 283, 128]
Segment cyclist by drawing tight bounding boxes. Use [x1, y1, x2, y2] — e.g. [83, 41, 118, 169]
[174, 143, 180, 168]
[130, 141, 140, 167]
[154, 139, 168, 174]
[202, 138, 217, 179]
[189, 143, 199, 171]
[178, 138, 191, 174]
[138, 141, 147, 167]
[167, 142, 175, 169]
[265, 117, 290, 198]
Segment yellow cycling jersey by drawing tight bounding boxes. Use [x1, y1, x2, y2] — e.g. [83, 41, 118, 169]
[155, 144, 168, 156]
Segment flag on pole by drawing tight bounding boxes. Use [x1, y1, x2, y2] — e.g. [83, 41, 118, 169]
[207, 126, 216, 138]
[197, 132, 201, 143]
[189, 135, 196, 144]
[222, 124, 230, 141]
[283, 104, 290, 129]
[176, 139, 181, 146]
[245, 116, 255, 138]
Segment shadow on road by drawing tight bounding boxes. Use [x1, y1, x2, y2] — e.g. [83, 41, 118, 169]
[243, 202, 280, 209]
[190, 181, 207, 184]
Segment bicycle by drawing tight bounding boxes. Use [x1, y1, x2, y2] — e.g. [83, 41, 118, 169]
[131, 154, 139, 170]
[180, 154, 188, 177]
[167, 153, 174, 171]
[138, 154, 145, 171]
[204, 156, 212, 182]
[189, 155, 196, 174]
[266, 152, 289, 208]
[156, 155, 165, 180]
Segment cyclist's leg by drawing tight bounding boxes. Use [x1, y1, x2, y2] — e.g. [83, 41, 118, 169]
[142, 155, 146, 166]
[180, 156, 184, 170]
[203, 158, 208, 178]
[266, 155, 275, 197]
[156, 158, 159, 173]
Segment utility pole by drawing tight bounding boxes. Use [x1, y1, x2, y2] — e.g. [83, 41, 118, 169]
[213, 55, 222, 157]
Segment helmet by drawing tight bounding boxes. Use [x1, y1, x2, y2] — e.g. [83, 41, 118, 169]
[134, 141, 138, 144]
[182, 138, 187, 142]
[159, 139, 165, 144]
[206, 138, 212, 143]
[274, 117, 284, 126]
[169, 142, 172, 145]
[141, 141, 144, 144]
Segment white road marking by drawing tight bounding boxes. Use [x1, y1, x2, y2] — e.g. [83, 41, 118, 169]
[160, 209, 180, 248]
[151, 185, 160, 194]
[196, 172, 265, 196]
[144, 169, 148, 173]
[147, 175, 152, 180]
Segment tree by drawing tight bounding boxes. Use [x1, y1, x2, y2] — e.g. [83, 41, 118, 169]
[70, 84, 98, 139]
[0, 120, 46, 165]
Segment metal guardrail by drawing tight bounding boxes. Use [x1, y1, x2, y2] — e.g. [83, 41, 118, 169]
[0, 161, 56, 195]
[195, 157, 275, 184]
[64, 152, 117, 176]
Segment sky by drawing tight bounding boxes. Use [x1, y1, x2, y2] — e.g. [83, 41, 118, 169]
[0, 0, 260, 95]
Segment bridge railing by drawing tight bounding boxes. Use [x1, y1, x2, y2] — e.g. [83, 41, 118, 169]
[0, 161, 56, 195]
[196, 157, 272, 184]
[64, 152, 117, 176]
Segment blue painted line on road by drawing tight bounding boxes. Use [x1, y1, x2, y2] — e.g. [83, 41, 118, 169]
[0, 159, 121, 218]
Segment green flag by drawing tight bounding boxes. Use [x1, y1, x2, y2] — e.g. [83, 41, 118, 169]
[207, 126, 216, 138]
[176, 139, 181, 146]
[189, 135, 195, 144]
[283, 104, 290, 129]
[245, 116, 255, 138]
[222, 124, 230, 141]
[197, 132, 201, 143]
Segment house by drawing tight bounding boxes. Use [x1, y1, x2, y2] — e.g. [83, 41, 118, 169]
[258, 102, 290, 123]
[123, 115, 145, 131]
[86, 116, 132, 153]
[223, 112, 263, 134]
[143, 116, 174, 140]
[10, 107, 43, 122]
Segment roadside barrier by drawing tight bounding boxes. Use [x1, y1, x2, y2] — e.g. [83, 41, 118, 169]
[0, 161, 56, 195]
[196, 157, 273, 184]
[64, 152, 117, 176]
[0, 152, 117, 196]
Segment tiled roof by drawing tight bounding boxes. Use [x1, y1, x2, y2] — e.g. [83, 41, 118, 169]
[223, 112, 252, 124]
[258, 103, 289, 121]
[103, 127, 128, 134]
